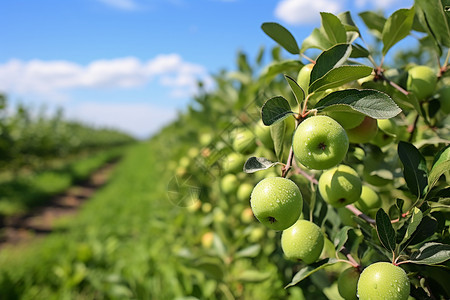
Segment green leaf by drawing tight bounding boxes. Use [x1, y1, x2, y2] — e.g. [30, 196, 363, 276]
[261, 22, 300, 54]
[382, 7, 415, 56]
[376, 208, 396, 253]
[401, 207, 423, 245]
[350, 43, 370, 58]
[407, 216, 438, 245]
[243, 157, 280, 174]
[309, 66, 372, 93]
[194, 258, 224, 280]
[236, 270, 271, 283]
[261, 96, 294, 126]
[428, 145, 450, 191]
[260, 60, 303, 82]
[301, 28, 334, 52]
[270, 120, 286, 161]
[359, 11, 387, 39]
[398, 141, 428, 198]
[285, 258, 340, 288]
[320, 12, 347, 45]
[310, 44, 353, 84]
[235, 244, 261, 258]
[415, 0, 450, 48]
[314, 89, 401, 119]
[285, 74, 305, 105]
[334, 226, 353, 251]
[338, 11, 360, 34]
[410, 242, 450, 265]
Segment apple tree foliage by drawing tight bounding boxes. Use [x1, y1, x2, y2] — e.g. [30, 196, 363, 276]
[166, 1, 449, 299]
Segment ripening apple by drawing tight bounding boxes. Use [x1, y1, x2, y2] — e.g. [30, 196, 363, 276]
[254, 120, 273, 149]
[233, 128, 256, 154]
[223, 152, 246, 174]
[355, 185, 381, 217]
[250, 177, 303, 230]
[437, 85, 450, 113]
[318, 164, 362, 208]
[281, 219, 324, 264]
[237, 182, 254, 202]
[293, 115, 349, 170]
[357, 262, 410, 300]
[338, 267, 360, 300]
[406, 65, 437, 101]
[346, 116, 378, 144]
[325, 110, 365, 129]
[297, 63, 314, 94]
[221, 173, 239, 194]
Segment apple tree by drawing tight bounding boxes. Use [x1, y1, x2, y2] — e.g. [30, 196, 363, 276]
[242, 1, 450, 299]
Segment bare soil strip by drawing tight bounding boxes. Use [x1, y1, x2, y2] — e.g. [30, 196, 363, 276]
[0, 161, 118, 249]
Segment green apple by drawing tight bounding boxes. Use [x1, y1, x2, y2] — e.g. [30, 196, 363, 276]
[325, 110, 365, 129]
[201, 232, 214, 249]
[250, 177, 303, 230]
[254, 120, 273, 149]
[233, 128, 256, 154]
[237, 182, 253, 201]
[293, 115, 349, 170]
[240, 207, 254, 223]
[297, 63, 314, 94]
[346, 116, 378, 144]
[371, 130, 394, 148]
[318, 164, 362, 208]
[377, 118, 397, 137]
[437, 85, 450, 113]
[223, 152, 246, 174]
[338, 267, 360, 300]
[406, 65, 437, 101]
[221, 174, 239, 194]
[357, 262, 410, 300]
[355, 185, 381, 216]
[281, 219, 324, 264]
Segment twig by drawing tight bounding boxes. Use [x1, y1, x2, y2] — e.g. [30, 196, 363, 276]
[301, 53, 315, 64]
[345, 204, 376, 225]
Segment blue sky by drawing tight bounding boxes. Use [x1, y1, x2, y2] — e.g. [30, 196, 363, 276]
[0, 0, 413, 138]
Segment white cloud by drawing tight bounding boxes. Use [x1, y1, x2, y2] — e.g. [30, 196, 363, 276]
[69, 102, 178, 138]
[355, 0, 409, 10]
[96, 0, 138, 10]
[0, 54, 211, 100]
[275, 0, 342, 25]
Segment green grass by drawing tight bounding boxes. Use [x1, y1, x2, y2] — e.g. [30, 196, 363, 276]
[0, 138, 292, 299]
[0, 147, 127, 216]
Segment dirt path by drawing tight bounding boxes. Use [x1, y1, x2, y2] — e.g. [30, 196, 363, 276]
[0, 161, 118, 249]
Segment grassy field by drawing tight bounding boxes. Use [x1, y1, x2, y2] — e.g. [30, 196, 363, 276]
[0, 131, 318, 299]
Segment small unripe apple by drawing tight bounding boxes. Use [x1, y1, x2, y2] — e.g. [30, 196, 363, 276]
[237, 182, 253, 202]
[293, 115, 349, 170]
[254, 120, 273, 149]
[250, 177, 303, 231]
[318, 164, 362, 208]
[346, 116, 378, 144]
[240, 207, 254, 223]
[355, 185, 381, 216]
[325, 111, 365, 129]
[233, 128, 256, 154]
[281, 219, 324, 264]
[371, 130, 394, 148]
[297, 63, 314, 94]
[406, 65, 437, 101]
[338, 267, 360, 300]
[437, 85, 450, 113]
[221, 174, 239, 194]
[223, 152, 246, 174]
[201, 232, 214, 248]
[377, 118, 397, 137]
[357, 262, 410, 300]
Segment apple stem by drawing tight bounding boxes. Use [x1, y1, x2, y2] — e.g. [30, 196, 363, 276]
[345, 204, 376, 225]
[300, 53, 315, 64]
